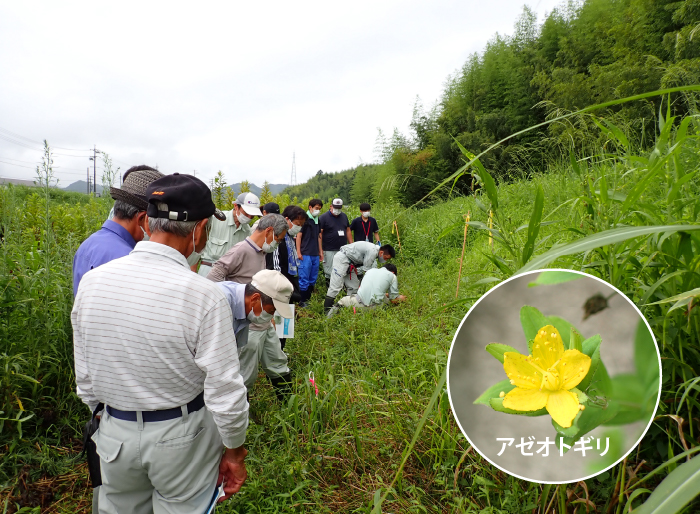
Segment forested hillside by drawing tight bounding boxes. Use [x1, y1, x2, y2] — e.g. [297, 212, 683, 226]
[292, 0, 700, 207]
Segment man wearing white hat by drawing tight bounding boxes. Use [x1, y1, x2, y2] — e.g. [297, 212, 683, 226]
[319, 198, 352, 284]
[217, 270, 294, 400]
[198, 192, 262, 277]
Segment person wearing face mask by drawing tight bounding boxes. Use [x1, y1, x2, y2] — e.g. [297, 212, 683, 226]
[266, 205, 306, 350]
[198, 192, 262, 277]
[73, 165, 163, 297]
[296, 199, 324, 307]
[323, 242, 396, 313]
[207, 214, 289, 283]
[267, 205, 305, 299]
[318, 198, 352, 285]
[73, 173, 250, 510]
[216, 270, 294, 400]
[72, 165, 164, 510]
[350, 203, 380, 245]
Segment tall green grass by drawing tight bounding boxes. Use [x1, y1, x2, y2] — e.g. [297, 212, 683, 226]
[2, 105, 700, 512]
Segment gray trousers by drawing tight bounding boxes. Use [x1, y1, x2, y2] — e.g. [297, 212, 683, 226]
[239, 326, 290, 389]
[92, 406, 223, 513]
[327, 252, 361, 299]
[322, 250, 339, 279]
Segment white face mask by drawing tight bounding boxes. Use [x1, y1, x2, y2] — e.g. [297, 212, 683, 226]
[310, 209, 320, 217]
[262, 231, 278, 253]
[247, 299, 274, 323]
[237, 211, 251, 225]
[140, 226, 150, 241]
[378, 254, 386, 264]
[186, 228, 201, 266]
[288, 223, 302, 236]
[362, 211, 370, 218]
[332, 208, 342, 215]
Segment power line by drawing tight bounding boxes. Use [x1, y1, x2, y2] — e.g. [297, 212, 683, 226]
[0, 127, 91, 152]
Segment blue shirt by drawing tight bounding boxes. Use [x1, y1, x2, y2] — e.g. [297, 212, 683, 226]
[73, 220, 136, 296]
[216, 281, 251, 348]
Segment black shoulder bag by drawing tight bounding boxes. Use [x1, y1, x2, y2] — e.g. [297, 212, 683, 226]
[81, 402, 104, 488]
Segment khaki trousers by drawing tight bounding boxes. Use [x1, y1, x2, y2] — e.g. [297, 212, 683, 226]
[322, 250, 339, 279]
[327, 253, 361, 299]
[239, 326, 290, 389]
[93, 406, 223, 513]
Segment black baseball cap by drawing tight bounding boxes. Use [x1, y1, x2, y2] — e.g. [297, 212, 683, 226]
[146, 173, 226, 222]
[263, 202, 280, 214]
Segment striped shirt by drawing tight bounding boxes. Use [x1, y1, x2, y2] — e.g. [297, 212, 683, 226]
[72, 241, 248, 449]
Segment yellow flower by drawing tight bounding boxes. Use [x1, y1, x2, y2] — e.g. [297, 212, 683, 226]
[502, 325, 591, 428]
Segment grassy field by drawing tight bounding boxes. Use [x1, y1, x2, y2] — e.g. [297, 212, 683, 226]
[2, 112, 700, 513]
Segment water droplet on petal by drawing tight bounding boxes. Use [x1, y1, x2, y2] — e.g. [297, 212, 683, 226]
[499, 391, 505, 398]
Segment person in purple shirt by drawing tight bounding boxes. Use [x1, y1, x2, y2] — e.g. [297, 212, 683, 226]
[73, 165, 164, 296]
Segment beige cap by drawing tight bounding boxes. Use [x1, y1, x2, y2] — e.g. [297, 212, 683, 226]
[250, 270, 294, 318]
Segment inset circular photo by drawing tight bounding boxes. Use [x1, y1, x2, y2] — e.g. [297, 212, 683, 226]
[447, 270, 661, 483]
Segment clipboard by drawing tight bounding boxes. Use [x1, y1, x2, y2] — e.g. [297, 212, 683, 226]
[205, 482, 226, 513]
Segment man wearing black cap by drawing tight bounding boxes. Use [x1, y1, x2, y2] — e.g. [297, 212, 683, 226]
[318, 198, 352, 285]
[73, 173, 249, 511]
[73, 165, 164, 296]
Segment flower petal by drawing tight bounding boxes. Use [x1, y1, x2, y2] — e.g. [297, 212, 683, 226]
[503, 387, 548, 412]
[546, 389, 580, 428]
[531, 325, 565, 369]
[503, 352, 542, 389]
[558, 349, 592, 390]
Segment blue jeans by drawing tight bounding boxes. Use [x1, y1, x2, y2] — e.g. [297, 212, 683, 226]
[298, 255, 320, 291]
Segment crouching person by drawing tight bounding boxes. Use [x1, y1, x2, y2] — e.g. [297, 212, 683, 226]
[72, 173, 248, 512]
[328, 263, 406, 317]
[217, 270, 295, 402]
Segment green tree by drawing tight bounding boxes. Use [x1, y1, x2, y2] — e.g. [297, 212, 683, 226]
[213, 170, 227, 209]
[260, 181, 273, 204]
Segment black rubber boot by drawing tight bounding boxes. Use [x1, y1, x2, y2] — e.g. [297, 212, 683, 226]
[279, 338, 286, 351]
[323, 296, 335, 314]
[269, 372, 293, 403]
[298, 289, 310, 307]
[309, 284, 316, 296]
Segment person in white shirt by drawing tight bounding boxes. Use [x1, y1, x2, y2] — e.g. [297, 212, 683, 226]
[72, 173, 248, 512]
[327, 263, 406, 317]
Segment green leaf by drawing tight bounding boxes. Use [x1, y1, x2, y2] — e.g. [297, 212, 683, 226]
[646, 287, 700, 309]
[516, 225, 700, 274]
[485, 343, 520, 364]
[528, 271, 583, 287]
[635, 320, 660, 387]
[605, 373, 657, 426]
[488, 397, 547, 417]
[570, 327, 583, 352]
[578, 335, 602, 392]
[474, 379, 515, 405]
[631, 455, 700, 514]
[520, 305, 547, 342]
[521, 184, 544, 265]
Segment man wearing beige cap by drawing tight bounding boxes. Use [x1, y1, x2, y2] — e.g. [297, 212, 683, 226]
[217, 270, 294, 400]
[198, 192, 263, 277]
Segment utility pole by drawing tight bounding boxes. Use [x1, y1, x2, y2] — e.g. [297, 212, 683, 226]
[89, 145, 101, 195]
[193, 170, 196, 177]
[87, 167, 90, 194]
[290, 152, 296, 186]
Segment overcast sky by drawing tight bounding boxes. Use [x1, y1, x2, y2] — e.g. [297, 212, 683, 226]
[0, 1, 563, 189]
